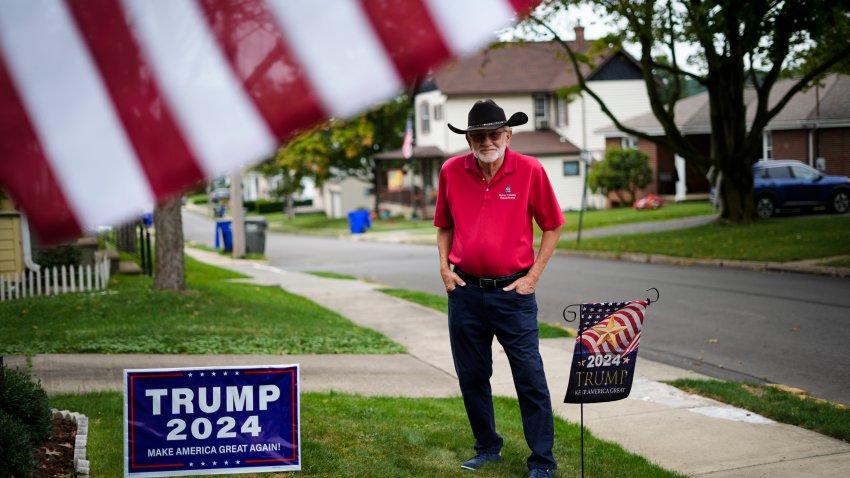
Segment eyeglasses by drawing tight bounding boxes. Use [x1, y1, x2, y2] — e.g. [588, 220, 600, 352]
[468, 130, 507, 143]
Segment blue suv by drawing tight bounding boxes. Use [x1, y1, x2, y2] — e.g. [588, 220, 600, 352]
[753, 160, 850, 218]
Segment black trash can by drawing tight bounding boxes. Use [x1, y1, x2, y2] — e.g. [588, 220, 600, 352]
[244, 217, 268, 254]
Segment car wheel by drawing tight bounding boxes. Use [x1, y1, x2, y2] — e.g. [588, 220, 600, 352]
[831, 190, 850, 214]
[755, 195, 776, 218]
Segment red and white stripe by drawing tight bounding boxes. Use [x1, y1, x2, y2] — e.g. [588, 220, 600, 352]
[0, 0, 539, 244]
[579, 301, 648, 356]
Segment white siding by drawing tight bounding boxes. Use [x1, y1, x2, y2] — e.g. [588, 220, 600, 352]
[539, 156, 606, 212]
[555, 79, 650, 155]
[414, 90, 447, 149]
[443, 95, 535, 154]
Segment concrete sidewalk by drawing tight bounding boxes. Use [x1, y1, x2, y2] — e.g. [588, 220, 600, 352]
[11, 248, 850, 477]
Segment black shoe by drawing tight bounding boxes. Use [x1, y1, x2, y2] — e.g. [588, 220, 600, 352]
[528, 469, 554, 478]
[460, 452, 502, 470]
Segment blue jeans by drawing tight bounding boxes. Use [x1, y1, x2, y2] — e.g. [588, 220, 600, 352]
[447, 284, 557, 470]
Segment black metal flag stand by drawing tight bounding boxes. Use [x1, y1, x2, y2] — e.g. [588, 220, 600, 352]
[562, 288, 660, 478]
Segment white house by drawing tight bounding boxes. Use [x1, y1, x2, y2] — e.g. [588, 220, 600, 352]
[377, 28, 652, 213]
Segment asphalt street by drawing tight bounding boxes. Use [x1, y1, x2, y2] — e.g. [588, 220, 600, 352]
[184, 210, 850, 406]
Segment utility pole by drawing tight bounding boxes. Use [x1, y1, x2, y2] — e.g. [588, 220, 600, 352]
[230, 170, 246, 258]
[576, 95, 590, 245]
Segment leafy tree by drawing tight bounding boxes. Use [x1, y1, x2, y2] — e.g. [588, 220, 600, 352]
[588, 147, 652, 206]
[260, 95, 411, 214]
[525, 0, 850, 223]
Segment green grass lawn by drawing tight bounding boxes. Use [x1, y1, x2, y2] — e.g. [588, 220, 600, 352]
[559, 214, 850, 262]
[820, 256, 850, 268]
[305, 271, 359, 280]
[668, 379, 850, 443]
[262, 202, 715, 237]
[50, 391, 684, 478]
[0, 258, 402, 355]
[264, 212, 434, 236]
[378, 288, 573, 339]
[562, 201, 715, 231]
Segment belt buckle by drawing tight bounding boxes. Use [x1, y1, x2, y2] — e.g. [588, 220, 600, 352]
[479, 278, 497, 289]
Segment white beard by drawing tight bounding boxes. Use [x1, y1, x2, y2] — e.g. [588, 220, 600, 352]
[474, 144, 505, 163]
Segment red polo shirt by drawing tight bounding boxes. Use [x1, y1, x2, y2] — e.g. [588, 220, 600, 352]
[434, 147, 565, 277]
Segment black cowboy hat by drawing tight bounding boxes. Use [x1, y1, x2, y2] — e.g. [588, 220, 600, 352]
[448, 99, 528, 134]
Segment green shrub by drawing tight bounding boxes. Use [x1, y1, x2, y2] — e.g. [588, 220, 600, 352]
[1, 367, 52, 444]
[0, 410, 35, 478]
[33, 244, 81, 268]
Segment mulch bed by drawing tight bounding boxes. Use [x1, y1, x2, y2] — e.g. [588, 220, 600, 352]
[33, 414, 77, 478]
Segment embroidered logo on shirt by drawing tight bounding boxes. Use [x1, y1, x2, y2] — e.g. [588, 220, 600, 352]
[499, 185, 517, 200]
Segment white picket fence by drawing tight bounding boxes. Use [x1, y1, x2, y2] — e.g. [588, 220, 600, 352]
[0, 258, 111, 302]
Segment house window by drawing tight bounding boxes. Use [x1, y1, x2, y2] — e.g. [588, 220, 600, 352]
[563, 160, 580, 176]
[763, 131, 773, 160]
[433, 103, 444, 121]
[556, 98, 568, 127]
[420, 101, 431, 134]
[534, 93, 549, 129]
[621, 136, 638, 149]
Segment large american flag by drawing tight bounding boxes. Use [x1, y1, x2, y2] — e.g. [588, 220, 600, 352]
[577, 301, 647, 356]
[0, 0, 540, 244]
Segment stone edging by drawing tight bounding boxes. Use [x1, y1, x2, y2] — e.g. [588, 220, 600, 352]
[53, 409, 90, 478]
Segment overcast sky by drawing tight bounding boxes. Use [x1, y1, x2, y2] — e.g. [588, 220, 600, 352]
[501, 3, 702, 74]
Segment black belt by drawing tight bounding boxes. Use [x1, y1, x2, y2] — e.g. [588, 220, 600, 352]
[453, 266, 529, 290]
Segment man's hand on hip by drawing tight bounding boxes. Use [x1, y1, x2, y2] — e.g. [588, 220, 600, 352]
[441, 268, 465, 292]
[503, 275, 537, 295]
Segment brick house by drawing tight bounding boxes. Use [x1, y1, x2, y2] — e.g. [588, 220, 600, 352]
[597, 73, 850, 204]
[374, 27, 654, 216]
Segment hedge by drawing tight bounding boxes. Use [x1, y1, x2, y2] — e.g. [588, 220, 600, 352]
[0, 366, 54, 478]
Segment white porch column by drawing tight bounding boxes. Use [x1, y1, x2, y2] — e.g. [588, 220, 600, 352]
[675, 155, 687, 202]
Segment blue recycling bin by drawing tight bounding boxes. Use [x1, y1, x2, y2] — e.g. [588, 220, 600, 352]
[347, 210, 371, 234]
[215, 220, 233, 252]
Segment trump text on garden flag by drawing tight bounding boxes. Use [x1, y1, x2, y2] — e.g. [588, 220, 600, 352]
[565, 301, 647, 404]
[124, 364, 300, 477]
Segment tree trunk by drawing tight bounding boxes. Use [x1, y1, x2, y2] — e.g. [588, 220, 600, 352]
[287, 195, 295, 221]
[153, 197, 185, 291]
[614, 190, 627, 206]
[708, 47, 757, 224]
[373, 161, 382, 213]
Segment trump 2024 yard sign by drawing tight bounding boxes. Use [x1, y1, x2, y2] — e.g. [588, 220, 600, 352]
[124, 364, 300, 477]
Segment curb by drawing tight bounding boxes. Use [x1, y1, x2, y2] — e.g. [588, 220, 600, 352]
[554, 249, 850, 278]
[342, 230, 850, 278]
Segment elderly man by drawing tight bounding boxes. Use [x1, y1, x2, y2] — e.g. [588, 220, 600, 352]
[434, 99, 564, 478]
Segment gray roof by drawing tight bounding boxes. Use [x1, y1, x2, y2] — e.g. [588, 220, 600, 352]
[374, 131, 579, 160]
[434, 40, 626, 95]
[507, 130, 581, 156]
[374, 145, 447, 161]
[598, 74, 850, 136]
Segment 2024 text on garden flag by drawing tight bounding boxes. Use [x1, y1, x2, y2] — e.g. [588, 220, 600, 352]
[0, 0, 540, 244]
[565, 300, 648, 404]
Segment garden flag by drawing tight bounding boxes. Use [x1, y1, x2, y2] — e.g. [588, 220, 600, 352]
[0, 0, 541, 244]
[565, 300, 648, 403]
